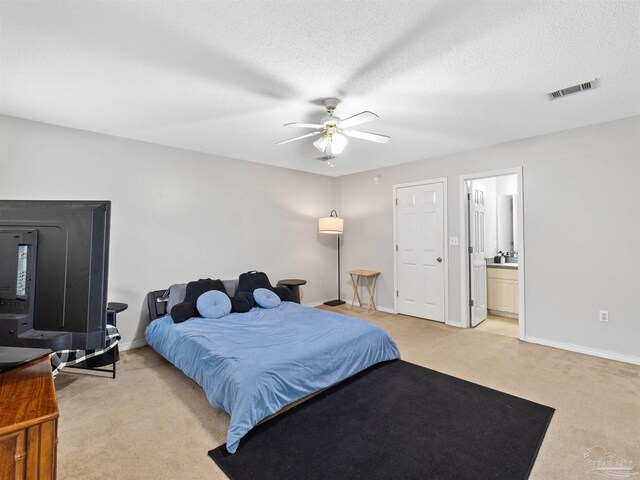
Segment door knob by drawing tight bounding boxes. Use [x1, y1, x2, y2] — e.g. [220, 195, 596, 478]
[437, 257, 443, 263]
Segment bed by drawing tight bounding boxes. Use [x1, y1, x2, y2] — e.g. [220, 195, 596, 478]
[145, 281, 400, 453]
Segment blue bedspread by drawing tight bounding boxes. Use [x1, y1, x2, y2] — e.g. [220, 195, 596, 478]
[145, 302, 400, 453]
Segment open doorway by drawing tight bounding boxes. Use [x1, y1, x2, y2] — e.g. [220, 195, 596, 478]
[459, 169, 524, 339]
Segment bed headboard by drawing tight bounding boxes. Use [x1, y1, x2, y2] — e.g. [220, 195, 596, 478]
[146, 277, 301, 322]
[146, 280, 241, 322]
[146, 290, 168, 321]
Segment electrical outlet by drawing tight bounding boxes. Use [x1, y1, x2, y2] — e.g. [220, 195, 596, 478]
[449, 236, 459, 246]
[599, 310, 609, 323]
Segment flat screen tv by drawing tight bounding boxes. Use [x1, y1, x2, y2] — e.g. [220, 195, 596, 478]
[0, 200, 110, 351]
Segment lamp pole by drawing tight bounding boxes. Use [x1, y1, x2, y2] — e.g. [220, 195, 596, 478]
[319, 210, 346, 307]
[337, 234, 341, 301]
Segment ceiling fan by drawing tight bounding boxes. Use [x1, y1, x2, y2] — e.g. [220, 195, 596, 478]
[276, 98, 390, 156]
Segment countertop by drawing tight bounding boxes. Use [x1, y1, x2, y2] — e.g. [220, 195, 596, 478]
[487, 262, 518, 269]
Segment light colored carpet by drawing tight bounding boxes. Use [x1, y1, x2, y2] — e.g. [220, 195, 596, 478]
[55, 305, 640, 479]
[474, 314, 519, 338]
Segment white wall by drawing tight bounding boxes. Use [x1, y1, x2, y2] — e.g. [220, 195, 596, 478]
[2, 114, 639, 363]
[0, 115, 338, 348]
[496, 174, 517, 196]
[337, 116, 640, 361]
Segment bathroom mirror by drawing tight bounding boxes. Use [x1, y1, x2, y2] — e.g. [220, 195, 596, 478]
[497, 194, 517, 253]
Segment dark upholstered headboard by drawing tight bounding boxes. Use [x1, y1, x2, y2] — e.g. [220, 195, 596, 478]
[146, 290, 169, 322]
[146, 278, 300, 322]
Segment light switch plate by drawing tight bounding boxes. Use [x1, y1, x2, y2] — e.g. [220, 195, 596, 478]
[449, 236, 459, 246]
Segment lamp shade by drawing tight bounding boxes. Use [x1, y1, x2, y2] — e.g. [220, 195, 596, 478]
[313, 135, 329, 153]
[331, 133, 347, 154]
[318, 215, 344, 234]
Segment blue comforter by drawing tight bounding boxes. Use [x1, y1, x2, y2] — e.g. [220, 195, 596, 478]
[145, 302, 399, 453]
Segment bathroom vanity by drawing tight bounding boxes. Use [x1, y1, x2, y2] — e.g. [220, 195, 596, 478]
[487, 263, 519, 317]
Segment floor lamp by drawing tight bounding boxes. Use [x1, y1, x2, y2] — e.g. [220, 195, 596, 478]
[319, 210, 346, 306]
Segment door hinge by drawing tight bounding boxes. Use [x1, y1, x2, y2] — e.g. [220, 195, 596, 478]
[467, 193, 472, 201]
[468, 246, 473, 254]
[396, 290, 399, 297]
[395, 198, 398, 206]
[469, 299, 475, 307]
[395, 244, 398, 251]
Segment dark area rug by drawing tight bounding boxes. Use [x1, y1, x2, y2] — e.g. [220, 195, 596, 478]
[209, 360, 554, 480]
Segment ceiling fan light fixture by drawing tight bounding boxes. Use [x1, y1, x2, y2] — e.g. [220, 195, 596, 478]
[313, 136, 329, 152]
[322, 115, 340, 126]
[331, 133, 347, 154]
[278, 98, 388, 158]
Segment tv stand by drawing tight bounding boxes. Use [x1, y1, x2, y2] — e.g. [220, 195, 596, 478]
[0, 355, 58, 479]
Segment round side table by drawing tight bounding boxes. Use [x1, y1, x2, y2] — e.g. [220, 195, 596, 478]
[276, 279, 307, 304]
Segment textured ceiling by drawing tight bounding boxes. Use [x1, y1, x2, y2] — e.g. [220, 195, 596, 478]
[1, 1, 639, 176]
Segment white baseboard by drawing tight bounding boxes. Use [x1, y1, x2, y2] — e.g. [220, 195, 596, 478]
[445, 319, 466, 328]
[488, 309, 518, 319]
[119, 338, 147, 351]
[524, 335, 640, 366]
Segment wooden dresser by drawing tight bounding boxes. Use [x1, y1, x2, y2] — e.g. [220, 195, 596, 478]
[0, 355, 58, 480]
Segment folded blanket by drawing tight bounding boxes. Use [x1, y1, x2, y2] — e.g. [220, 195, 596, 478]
[50, 324, 120, 376]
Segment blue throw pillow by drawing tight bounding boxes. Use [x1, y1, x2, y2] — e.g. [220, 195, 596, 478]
[253, 288, 281, 309]
[196, 290, 231, 319]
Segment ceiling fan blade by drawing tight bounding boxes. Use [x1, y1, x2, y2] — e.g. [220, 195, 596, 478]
[284, 122, 324, 129]
[276, 131, 322, 145]
[338, 111, 379, 129]
[343, 129, 390, 144]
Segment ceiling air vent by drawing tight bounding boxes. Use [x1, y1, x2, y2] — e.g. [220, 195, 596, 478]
[547, 79, 599, 101]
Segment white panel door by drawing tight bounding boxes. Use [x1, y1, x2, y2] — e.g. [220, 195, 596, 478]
[396, 183, 445, 322]
[469, 186, 488, 326]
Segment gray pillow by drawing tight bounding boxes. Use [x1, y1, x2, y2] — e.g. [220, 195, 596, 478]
[222, 280, 238, 297]
[166, 283, 187, 314]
